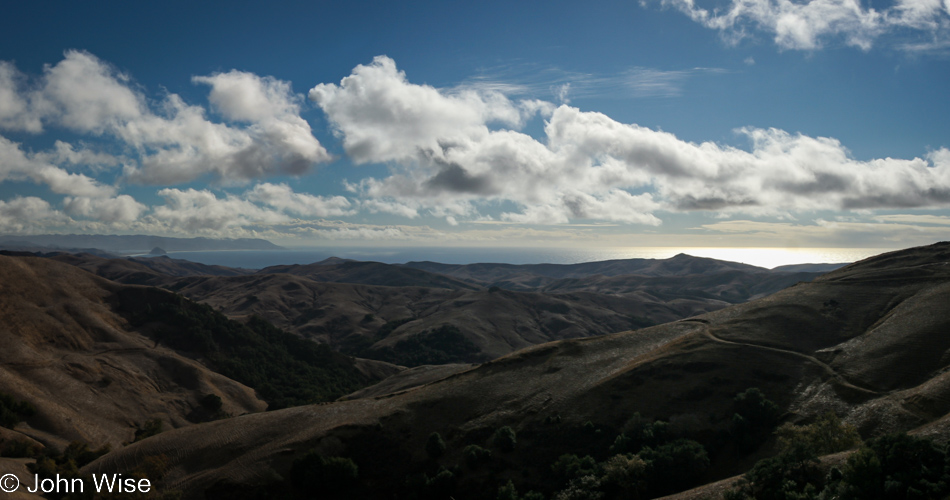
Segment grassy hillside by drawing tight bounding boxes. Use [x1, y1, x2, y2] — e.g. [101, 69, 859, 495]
[82, 242, 950, 499]
[0, 255, 266, 450]
[115, 286, 375, 409]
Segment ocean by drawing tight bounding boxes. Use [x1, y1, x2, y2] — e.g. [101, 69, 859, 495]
[159, 246, 893, 270]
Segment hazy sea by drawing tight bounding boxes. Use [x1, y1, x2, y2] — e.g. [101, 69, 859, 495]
[161, 246, 893, 270]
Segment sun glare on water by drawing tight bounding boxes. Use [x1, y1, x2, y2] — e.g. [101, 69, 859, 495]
[603, 247, 892, 269]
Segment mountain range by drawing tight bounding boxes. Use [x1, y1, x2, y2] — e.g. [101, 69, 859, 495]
[40, 251, 832, 366]
[3, 242, 947, 498]
[77, 242, 950, 498]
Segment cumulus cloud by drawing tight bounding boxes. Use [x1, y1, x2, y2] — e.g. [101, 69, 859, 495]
[0, 50, 331, 185]
[0, 197, 66, 232]
[63, 195, 146, 223]
[309, 57, 950, 226]
[38, 141, 122, 169]
[0, 136, 116, 198]
[652, 0, 950, 51]
[34, 50, 145, 132]
[151, 188, 292, 233]
[148, 183, 360, 235]
[0, 62, 42, 132]
[309, 55, 537, 165]
[246, 182, 355, 217]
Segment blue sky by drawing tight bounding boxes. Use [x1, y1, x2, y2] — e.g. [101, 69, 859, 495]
[0, 0, 948, 251]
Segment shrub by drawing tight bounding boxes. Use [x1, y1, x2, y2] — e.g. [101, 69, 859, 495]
[776, 411, 861, 463]
[732, 388, 780, 451]
[840, 433, 950, 500]
[551, 454, 599, 487]
[639, 439, 709, 495]
[425, 467, 456, 498]
[600, 454, 649, 499]
[463, 445, 492, 469]
[734, 388, 780, 430]
[493, 426, 517, 452]
[290, 452, 358, 498]
[200, 394, 223, 412]
[425, 432, 446, 460]
[133, 419, 164, 442]
[0, 439, 38, 458]
[0, 392, 36, 428]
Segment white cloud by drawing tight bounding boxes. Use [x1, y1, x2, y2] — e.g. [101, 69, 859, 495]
[151, 188, 291, 233]
[63, 195, 146, 223]
[872, 214, 950, 225]
[501, 189, 662, 225]
[245, 182, 355, 217]
[0, 62, 42, 132]
[0, 197, 66, 232]
[0, 136, 116, 198]
[0, 51, 331, 186]
[312, 57, 950, 226]
[624, 67, 693, 97]
[359, 198, 421, 218]
[309, 55, 538, 165]
[39, 140, 122, 169]
[698, 217, 950, 247]
[652, 0, 950, 51]
[34, 50, 145, 132]
[461, 64, 722, 102]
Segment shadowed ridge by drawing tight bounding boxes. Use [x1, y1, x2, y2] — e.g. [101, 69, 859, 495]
[0, 255, 266, 450]
[79, 242, 950, 498]
[817, 241, 950, 281]
[404, 253, 767, 284]
[259, 259, 480, 289]
[43, 252, 252, 286]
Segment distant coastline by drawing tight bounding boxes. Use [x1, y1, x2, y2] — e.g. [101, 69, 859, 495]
[162, 245, 889, 270]
[0, 233, 894, 268]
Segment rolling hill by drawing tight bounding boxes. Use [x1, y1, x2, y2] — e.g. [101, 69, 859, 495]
[44, 252, 828, 367]
[0, 255, 391, 458]
[0, 255, 266, 451]
[78, 242, 950, 499]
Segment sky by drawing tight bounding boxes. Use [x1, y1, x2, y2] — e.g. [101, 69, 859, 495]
[0, 0, 949, 252]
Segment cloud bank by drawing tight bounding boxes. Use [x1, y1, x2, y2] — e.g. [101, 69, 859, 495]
[0, 50, 330, 186]
[312, 56, 950, 227]
[0, 52, 948, 247]
[651, 0, 950, 51]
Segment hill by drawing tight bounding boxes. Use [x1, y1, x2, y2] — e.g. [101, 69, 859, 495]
[0, 255, 388, 456]
[0, 255, 266, 451]
[402, 253, 768, 290]
[40, 252, 827, 367]
[46, 252, 253, 286]
[81, 242, 950, 499]
[259, 259, 479, 289]
[164, 274, 675, 364]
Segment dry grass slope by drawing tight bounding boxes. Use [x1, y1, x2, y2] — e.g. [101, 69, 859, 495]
[81, 242, 950, 498]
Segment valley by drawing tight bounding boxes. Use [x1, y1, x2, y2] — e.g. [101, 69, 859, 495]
[0, 243, 947, 498]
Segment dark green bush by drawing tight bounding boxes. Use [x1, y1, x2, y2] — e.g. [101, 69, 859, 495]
[0, 392, 36, 428]
[201, 394, 223, 412]
[368, 324, 481, 366]
[426, 432, 446, 459]
[639, 438, 710, 496]
[493, 426, 517, 452]
[117, 288, 372, 408]
[290, 452, 358, 498]
[463, 444, 492, 469]
[133, 418, 164, 442]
